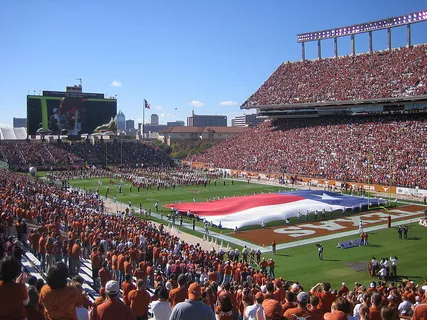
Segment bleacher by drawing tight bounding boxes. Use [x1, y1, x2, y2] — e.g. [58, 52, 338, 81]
[21, 247, 155, 308]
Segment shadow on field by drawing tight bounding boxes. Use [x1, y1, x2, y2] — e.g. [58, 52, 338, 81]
[368, 244, 382, 248]
[406, 237, 421, 240]
[276, 254, 291, 257]
[393, 275, 423, 281]
[323, 259, 341, 262]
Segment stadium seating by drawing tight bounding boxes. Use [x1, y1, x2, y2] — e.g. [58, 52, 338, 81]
[242, 44, 427, 108]
[188, 114, 427, 188]
[57, 140, 173, 166]
[0, 141, 83, 166]
[0, 140, 173, 168]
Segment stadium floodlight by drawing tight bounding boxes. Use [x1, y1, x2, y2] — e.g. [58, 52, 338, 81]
[297, 9, 427, 42]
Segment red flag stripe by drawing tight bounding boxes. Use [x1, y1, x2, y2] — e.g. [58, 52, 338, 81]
[164, 194, 305, 216]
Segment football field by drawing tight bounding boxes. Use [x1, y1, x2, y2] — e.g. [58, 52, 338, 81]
[66, 176, 427, 289]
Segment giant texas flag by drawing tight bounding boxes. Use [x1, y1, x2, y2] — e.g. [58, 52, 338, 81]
[165, 190, 386, 229]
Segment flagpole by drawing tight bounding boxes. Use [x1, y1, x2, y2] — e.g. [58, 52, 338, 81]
[142, 99, 145, 141]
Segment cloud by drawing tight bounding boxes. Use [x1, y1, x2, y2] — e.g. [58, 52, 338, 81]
[155, 105, 164, 110]
[160, 113, 174, 118]
[110, 80, 122, 87]
[220, 100, 238, 106]
[189, 100, 204, 107]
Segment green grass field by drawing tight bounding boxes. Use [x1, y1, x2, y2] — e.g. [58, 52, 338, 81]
[60, 176, 427, 289]
[264, 224, 426, 289]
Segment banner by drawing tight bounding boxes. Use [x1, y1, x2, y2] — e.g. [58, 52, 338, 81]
[396, 187, 427, 197]
[337, 238, 363, 249]
[187, 162, 399, 194]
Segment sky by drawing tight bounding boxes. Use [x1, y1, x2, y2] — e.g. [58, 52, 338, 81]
[0, 0, 426, 127]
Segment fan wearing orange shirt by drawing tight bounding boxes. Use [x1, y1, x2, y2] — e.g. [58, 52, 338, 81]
[91, 280, 136, 320]
[223, 262, 233, 285]
[168, 274, 188, 308]
[412, 291, 427, 320]
[91, 247, 102, 283]
[369, 293, 384, 320]
[208, 267, 219, 283]
[117, 252, 127, 284]
[124, 257, 134, 277]
[0, 257, 29, 320]
[309, 282, 337, 315]
[38, 232, 47, 272]
[259, 258, 268, 273]
[122, 274, 136, 307]
[134, 262, 147, 281]
[128, 279, 151, 320]
[98, 261, 113, 289]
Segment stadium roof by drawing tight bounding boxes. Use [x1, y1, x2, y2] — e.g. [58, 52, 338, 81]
[244, 94, 427, 111]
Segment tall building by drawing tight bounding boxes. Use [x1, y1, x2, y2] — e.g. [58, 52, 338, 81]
[151, 114, 159, 125]
[187, 111, 227, 127]
[167, 120, 185, 127]
[231, 114, 262, 127]
[117, 111, 126, 131]
[13, 117, 27, 128]
[126, 119, 135, 131]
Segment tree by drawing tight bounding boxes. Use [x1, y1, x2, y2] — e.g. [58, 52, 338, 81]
[151, 140, 172, 155]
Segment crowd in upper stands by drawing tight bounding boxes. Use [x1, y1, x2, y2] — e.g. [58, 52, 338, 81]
[0, 140, 173, 168]
[241, 44, 427, 108]
[57, 141, 173, 166]
[189, 114, 427, 189]
[0, 142, 83, 166]
[1, 168, 427, 320]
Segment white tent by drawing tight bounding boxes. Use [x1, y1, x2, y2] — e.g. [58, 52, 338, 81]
[0, 125, 27, 140]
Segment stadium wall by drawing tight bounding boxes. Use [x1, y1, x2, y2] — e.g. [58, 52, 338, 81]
[183, 161, 419, 196]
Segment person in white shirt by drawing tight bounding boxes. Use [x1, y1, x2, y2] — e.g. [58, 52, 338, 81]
[359, 219, 364, 234]
[379, 266, 387, 279]
[390, 256, 398, 277]
[245, 292, 265, 320]
[371, 257, 379, 276]
[383, 258, 390, 276]
[150, 286, 172, 320]
[353, 294, 370, 320]
[199, 267, 208, 283]
[398, 295, 413, 317]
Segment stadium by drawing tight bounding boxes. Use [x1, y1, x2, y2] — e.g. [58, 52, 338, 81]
[1, 8, 427, 320]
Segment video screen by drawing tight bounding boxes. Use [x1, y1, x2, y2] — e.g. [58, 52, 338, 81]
[27, 96, 117, 135]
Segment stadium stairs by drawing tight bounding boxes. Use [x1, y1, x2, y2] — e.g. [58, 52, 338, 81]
[21, 246, 155, 314]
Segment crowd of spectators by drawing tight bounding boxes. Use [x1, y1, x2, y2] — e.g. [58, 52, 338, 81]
[57, 140, 173, 166]
[1, 168, 427, 320]
[241, 44, 427, 108]
[0, 140, 173, 169]
[0, 141, 83, 167]
[188, 113, 427, 188]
